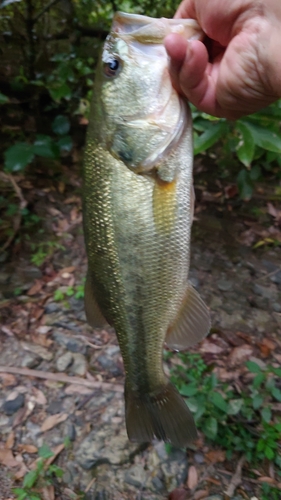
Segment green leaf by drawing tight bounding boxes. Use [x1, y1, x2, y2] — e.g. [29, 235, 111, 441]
[227, 398, 243, 415]
[271, 387, 281, 402]
[237, 170, 253, 200]
[52, 115, 70, 135]
[243, 121, 281, 153]
[261, 407, 272, 423]
[33, 135, 60, 159]
[181, 384, 198, 397]
[246, 361, 262, 373]
[49, 83, 72, 102]
[12, 489, 27, 500]
[4, 142, 34, 172]
[236, 121, 255, 166]
[38, 443, 54, 459]
[194, 122, 226, 155]
[257, 439, 265, 452]
[265, 446, 275, 460]
[23, 469, 39, 488]
[210, 392, 228, 412]
[252, 394, 263, 409]
[202, 416, 218, 440]
[0, 92, 9, 104]
[272, 367, 281, 377]
[57, 135, 73, 153]
[253, 372, 266, 388]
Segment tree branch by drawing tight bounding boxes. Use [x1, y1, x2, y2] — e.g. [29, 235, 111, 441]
[33, 0, 62, 24]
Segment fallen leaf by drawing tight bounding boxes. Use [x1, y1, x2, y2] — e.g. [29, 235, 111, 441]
[194, 490, 209, 500]
[0, 373, 16, 386]
[168, 488, 188, 500]
[18, 444, 38, 454]
[228, 344, 253, 365]
[258, 338, 276, 357]
[0, 447, 19, 468]
[27, 280, 43, 296]
[31, 387, 47, 405]
[258, 476, 276, 484]
[41, 413, 68, 432]
[42, 485, 55, 500]
[205, 449, 226, 464]
[200, 340, 224, 354]
[5, 432, 14, 449]
[64, 384, 93, 395]
[45, 443, 65, 467]
[187, 465, 198, 489]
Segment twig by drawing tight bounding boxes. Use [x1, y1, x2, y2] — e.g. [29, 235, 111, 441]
[224, 455, 246, 498]
[0, 366, 123, 392]
[33, 0, 62, 24]
[0, 173, 27, 253]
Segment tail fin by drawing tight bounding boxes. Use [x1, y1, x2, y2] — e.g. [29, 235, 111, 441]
[125, 382, 197, 448]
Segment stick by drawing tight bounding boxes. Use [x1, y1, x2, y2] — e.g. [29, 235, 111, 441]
[0, 366, 123, 392]
[224, 455, 246, 498]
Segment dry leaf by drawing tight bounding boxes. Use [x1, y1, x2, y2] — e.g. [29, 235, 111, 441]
[0, 447, 19, 468]
[41, 413, 68, 432]
[258, 476, 276, 484]
[13, 462, 29, 480]
[194, 490, 209, 500]
[31, 387, 47, 405]
[228, 344, 253, 365]
[168, 488, 188, 500]
[18, 444, 38, 454]
[13, 401, 35, 428]
[27, 280, 43, 296]
[42, 485, 55, 500]
[200, 340, 224, 354]
[205, 449, 226, 464]
[0, 373, 16, 386]
[187, 465, 198, 489]
[64, 384, 93, 395]
[5, 432, 14, 450]
[45, 443, 65, 467]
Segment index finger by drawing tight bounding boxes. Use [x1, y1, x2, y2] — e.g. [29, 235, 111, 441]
[174, 0, 197, 19]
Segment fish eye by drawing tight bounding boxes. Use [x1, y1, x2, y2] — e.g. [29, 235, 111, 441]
[104, 57, 122, 78]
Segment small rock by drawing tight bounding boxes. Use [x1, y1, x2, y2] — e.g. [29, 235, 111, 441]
[65, 422, 76, 441]
[271, 271, 281, 285]
[23, 266, 42, 280]
[52, 331, 86, 353]
[194, 452, 205, 464]
[124, 465, 146, 488]
[46, 400, 63, 415]
[217, 279, 233, 292]
[21, 342, 53, 361]
[0, 415, 9, 426]
[21, 352, 42, 369]
[273, 302, 281, 313]
[3, 393, 25, 415]
[44, 302, 60, 314]
[205, 496, 223, 500]
[56, 351, 73, 372]
[253, 283, 278, 301]
[71, 353, 87, 376]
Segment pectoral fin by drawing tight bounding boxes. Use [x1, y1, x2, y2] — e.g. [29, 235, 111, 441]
[84, 274, 109, 328]
[165, 282, 210, 351]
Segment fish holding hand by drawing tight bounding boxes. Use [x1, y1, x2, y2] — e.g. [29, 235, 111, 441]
[83, 12, 211, 448]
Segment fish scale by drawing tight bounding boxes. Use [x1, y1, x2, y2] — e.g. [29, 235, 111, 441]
[83, 12, 210, 447]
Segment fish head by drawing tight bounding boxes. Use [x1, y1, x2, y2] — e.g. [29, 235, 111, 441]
[93, 12, 203, 174]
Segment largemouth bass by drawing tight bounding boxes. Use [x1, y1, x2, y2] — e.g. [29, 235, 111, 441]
[83, 12, 210, 448]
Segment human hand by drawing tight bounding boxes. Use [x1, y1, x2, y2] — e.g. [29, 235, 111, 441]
[164, 0, 281, 119]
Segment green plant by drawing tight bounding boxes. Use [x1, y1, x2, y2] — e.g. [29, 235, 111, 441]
[53, 282, 85, 302]
[31, 241, 65, 267]
[192, 100, 281, 199]
[13, 444, 63, 500]
[170, 353, 281, 468]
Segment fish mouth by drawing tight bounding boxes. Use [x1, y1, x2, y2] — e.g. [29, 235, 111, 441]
[112, 11, 203, 42]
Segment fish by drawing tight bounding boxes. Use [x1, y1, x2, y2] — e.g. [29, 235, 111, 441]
[83, 11, 210, 448]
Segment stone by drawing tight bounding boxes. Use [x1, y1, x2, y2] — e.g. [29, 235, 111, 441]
[217, 279, 233, 292]
[21, 352, 41, 369]
[44, 302, 60, 314]
[56, 351, 73, 372]
[3, 393, 25, 415]
[46, 400, 63, 415]
[252, 283, 278, 301]
[124, 464, 146, 488]
[77, 426, 139, 469]
[71, 353, 87, 376]
[273, 302, 281, 313]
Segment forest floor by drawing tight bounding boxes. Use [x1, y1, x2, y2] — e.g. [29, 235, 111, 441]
[0, 155, 281, 500]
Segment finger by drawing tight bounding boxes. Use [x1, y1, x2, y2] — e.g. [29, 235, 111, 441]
[174, 0, 196, 20]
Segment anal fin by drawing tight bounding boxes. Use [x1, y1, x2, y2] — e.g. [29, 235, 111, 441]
[165, 282, 210, 351]
[84, 273, 109, 329]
